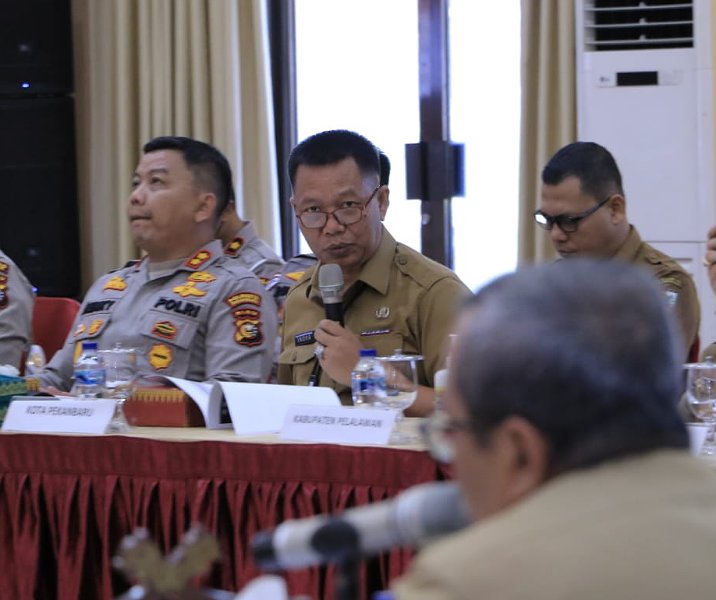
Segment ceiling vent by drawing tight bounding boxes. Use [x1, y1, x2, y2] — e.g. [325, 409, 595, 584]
[583, 1, 694, 51]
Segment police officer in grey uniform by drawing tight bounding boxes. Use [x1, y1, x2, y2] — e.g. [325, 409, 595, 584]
[0, 249, 34, 369]
[217, 199, 284, 284]
[36, 136, 276, 390]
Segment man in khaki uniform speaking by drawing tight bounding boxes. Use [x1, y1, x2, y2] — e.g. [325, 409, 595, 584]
[36, 136, 276, 390]
[393, 259, 716, 600]
[535, 141, 700, 361]
[0, 249, 34, 369]
[278, 130, 471, 416]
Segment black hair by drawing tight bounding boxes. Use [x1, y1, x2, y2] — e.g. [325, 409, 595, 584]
[541, 141, 624, 200]
[288, 129, 384, 189]
[143, 136, 235, 217]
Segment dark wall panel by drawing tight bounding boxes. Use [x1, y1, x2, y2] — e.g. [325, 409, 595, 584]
[0, 96, 80, 297]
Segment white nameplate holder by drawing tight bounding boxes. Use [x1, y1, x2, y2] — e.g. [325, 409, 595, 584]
[280, 405, 398, 445]
[2, 397, 116, 434]
[217, 382, 341, 435]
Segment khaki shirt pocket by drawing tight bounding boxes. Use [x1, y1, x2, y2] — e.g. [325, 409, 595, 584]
[278, 344, 317, 387]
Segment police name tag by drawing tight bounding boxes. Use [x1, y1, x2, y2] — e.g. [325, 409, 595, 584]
[280, 405, 397, 445]
[2, 397, 116, 434]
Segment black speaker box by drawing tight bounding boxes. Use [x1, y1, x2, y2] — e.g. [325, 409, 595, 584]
[0, 96, 80, 297]
[0, 0, 73, 96]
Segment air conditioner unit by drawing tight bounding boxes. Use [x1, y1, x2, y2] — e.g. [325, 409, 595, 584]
[576, 0, 715, 352]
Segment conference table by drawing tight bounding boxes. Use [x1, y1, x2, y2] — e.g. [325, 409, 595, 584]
[0, 422, 448, 600]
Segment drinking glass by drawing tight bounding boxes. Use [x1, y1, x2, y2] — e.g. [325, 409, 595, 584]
[376, 351, 423, 444]
[100, 344, 138, 433]
[684, 361, 716, 455]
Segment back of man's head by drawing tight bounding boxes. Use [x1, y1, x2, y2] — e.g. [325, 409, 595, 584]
[288, 129, 384, 187]
[143, 136, 234, 218]
[454, 259, 688, 475]
[542, 141, 624, 200]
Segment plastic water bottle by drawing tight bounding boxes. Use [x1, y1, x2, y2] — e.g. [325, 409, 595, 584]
[71, 341, 106, 398]
[351, 348, 386, 407]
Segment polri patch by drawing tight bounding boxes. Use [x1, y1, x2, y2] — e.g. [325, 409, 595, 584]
[235, 319, 263, 347]
[225, 292, 262, 307]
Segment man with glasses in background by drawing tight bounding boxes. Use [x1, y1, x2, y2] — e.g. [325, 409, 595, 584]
[395, 259, 716, 600]
[278, 130, 471, 416]
[534, 141, 699, 361]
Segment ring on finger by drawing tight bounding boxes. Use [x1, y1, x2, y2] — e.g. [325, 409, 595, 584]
[314, 344, 325, 360]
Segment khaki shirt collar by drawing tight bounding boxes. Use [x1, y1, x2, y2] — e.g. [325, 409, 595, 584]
[136, 239, 225, 279]
[307, 226, 395, 301]
[612, 225, 640, 261]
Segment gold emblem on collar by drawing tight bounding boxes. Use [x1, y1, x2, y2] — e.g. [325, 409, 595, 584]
[375, 306, 390, 319]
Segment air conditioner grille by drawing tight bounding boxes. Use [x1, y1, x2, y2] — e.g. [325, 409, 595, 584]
[583, 1, 694, 51]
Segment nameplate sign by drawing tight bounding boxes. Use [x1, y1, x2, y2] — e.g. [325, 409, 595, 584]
[280, 405, 397, 445]
[1, 398, 116, 434]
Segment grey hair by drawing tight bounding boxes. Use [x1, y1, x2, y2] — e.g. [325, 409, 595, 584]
[453, 259, 688, 474]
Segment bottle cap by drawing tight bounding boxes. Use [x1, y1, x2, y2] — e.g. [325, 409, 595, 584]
[82, 341, 99, 350]
[359, 348, 377, 357]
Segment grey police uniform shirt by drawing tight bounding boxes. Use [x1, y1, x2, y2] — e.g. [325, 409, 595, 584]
[0, 250, 34, 369]
[38, 240, 277, 391]
[224, 221, 284, 283]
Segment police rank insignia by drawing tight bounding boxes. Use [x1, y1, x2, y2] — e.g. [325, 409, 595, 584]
[0, 286, 7, 310]
[173, 282, 207, 298]
[0, 261, 8, 274]
[225, 237, 243, 257]
[188, 271, 216, 283]
[103, 275, 127, 292]
[149, 343, 173, 370]
[185, 250, 212, 270]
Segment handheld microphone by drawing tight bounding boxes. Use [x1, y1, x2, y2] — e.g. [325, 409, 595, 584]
[251, 481, 472, 570]
[318, 263, 344, 326]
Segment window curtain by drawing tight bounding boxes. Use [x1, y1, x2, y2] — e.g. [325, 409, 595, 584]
[518, 0, 576, 264]
[71, 0, 279, 288]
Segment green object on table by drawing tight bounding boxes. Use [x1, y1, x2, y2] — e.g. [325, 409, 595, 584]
[0, 375, 28, 425]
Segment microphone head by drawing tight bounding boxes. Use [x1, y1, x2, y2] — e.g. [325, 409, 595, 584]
[318, 263, 344, 304]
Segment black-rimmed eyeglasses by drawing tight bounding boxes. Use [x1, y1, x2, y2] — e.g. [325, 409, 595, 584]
[533, 195, 612, 233]
[295, 186, 381, 229]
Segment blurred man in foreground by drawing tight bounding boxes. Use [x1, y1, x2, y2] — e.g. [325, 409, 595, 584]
[536, 141, 700, 360]
[394, 259, 716, 599]
[0, 249, 34, 369]
[278, 130, 471, 415]
[35, 136, 276, 390]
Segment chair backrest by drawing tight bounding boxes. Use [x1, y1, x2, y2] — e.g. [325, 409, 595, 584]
[32, 296, 81, 362]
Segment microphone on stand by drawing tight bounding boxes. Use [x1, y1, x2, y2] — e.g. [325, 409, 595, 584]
[318, 263, 344, 326]
[251, 481, 472, 571]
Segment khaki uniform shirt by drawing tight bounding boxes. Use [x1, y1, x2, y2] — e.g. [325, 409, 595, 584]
[224, 221, 284, 284]
[39, 240, 277, 391]
[277, 229, 472, 404]
[0, 250, 34, 369]
[614, 226, 700, 359]
[393, 450, 716, 600]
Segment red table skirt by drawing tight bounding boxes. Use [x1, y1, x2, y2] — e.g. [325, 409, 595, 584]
[0, 432, 446, 599]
